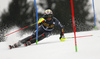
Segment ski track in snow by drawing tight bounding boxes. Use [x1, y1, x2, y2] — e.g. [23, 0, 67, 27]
[0, 30, 100, 59]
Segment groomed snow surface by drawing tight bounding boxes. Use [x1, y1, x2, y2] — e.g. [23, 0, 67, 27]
[0, 30, 100, 59]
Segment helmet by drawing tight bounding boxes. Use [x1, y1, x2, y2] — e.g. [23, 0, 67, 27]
[44, 9, 53, 18]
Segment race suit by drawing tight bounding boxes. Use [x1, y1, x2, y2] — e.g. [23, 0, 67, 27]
[20, 17, 64, 44]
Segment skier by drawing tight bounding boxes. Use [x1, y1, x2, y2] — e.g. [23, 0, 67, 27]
[9, 9, 65, 49]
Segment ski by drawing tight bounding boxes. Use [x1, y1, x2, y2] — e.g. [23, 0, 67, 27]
[65, 37, 74, 39]
[65, 35, 93, 39]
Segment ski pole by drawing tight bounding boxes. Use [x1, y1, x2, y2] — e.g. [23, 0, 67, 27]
[4, 23, 36, 37]
[66, 35, 93, 39]
[76, 35, 93, 38]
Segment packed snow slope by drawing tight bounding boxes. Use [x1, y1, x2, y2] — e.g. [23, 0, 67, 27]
[0, 30, 100, 59]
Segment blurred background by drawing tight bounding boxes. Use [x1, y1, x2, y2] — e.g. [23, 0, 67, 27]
[0, 0, 100, 41]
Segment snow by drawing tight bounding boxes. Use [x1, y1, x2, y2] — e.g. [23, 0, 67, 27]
[0, 0, 11, 14]
[0, 0, 100, 59]
[0, 30, 100, 59]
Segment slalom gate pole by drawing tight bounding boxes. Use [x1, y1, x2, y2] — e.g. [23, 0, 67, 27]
[70, 0, 77, 52]
[34, 0, 38, 44]
[4, 23, 36, 37]
[92, 0, 97, 30]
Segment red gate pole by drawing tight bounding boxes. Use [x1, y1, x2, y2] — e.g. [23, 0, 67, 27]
[70, 0, 77, 52]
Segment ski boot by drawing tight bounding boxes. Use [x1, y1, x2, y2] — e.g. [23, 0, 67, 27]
[9, 41, 22, 49]
[9, 45, 14, 49]
[9, 43, 18, 49]
[24, 41, 31, 46]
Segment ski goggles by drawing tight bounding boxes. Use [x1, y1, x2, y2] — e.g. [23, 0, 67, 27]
[45, 14, 53, 18]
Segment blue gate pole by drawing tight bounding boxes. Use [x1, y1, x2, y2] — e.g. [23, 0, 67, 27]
[92, 0, 97, 30]
[34, 0, 38, 44]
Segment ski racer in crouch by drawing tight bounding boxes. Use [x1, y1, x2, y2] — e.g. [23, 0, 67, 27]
[9, 9, 66, 49]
